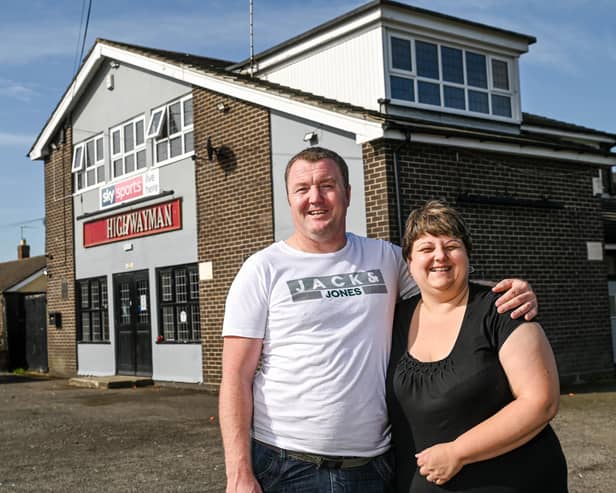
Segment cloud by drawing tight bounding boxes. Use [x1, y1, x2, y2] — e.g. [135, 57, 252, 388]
[0, 132, 34, 147]
[0, 78, 38, 102]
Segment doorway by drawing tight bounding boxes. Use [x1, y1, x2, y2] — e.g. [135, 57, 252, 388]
[113, 270, 152, 376]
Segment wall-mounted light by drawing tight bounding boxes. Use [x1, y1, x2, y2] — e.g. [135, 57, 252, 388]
[109, 61, 120, 69]
[216, 102, 228, 113]
[303, 131, 318, 146]
[106, 73, 115, 91]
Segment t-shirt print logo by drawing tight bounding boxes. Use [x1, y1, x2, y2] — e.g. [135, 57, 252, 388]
[287, 270, 388, 302]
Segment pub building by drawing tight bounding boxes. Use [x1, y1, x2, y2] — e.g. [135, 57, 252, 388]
[28, 1, 616, 389]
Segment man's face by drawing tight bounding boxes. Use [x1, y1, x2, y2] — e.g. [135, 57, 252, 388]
[286, 158, 351, 249]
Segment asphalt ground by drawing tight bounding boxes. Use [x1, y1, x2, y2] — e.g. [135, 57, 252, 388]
[0, 374, 614, 492]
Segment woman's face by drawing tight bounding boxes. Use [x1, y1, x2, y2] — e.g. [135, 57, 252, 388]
[408, 233, 469, 295]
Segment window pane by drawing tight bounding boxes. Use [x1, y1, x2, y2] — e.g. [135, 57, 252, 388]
[391, 76, 414, 101]
[418, 81, 440, 106]
[441, 46, 463, 84]
[416, 41, 439, 79]
[125, 154, 135, 174]
[135, 120, 144, 146]
[82, 313, 91, 341]
[466, 52, 487, 88]
[147, 110, 163, 137]
[162, 306, 175, 340]
[177, 305, 189, 340]
[156, 141, 168, 163]
[124, 123, 134, 152]
[184, 131, 194, 153]
[175, 270, 187, 303]
[72, 146, 83, 171]
[492, 59, 509, 90]
[113, 159, 123, 177]
[183, 99, 193, 126]
[97, 165, 105, 183]
[91, 281, 100, 309]
[168, 103, 181, 134]
[76, 172, 83, 190]
[86, 169, 96, 187]
[92, 312, 101, 341]
[170, 137, 182, 158]
[191, 304, 201, 340]
[492, 94, 512, 117]
[444, 86, 465, 109]
[391, 36, 412, 72]
[189, 269, 199, 299]
[85, 140, 95, 168]
[136, 150, 146, 169]
[112, 130, 121, 155]
[161, 271, 173, 302]
[468, 90, 489, 113]
[102, 311, 109, 341]
[96, 137, 104, 161]
[81, 282, 89, 308]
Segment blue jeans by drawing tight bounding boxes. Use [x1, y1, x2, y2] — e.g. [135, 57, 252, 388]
[251, 439, 394, 493]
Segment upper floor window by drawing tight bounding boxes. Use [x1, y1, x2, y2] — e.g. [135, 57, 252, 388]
[111, 115, 146, 179]
[72, 134, 105, 192]
[388, 33, 515, 120]
[147, 95, 194, 165]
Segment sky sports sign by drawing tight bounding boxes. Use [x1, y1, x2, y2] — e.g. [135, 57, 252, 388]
[100, 169, 160, 209]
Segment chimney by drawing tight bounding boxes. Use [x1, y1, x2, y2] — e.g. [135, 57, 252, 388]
[18, 239, 30, 260]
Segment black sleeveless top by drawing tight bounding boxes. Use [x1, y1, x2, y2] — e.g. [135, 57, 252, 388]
[386, 283, 568, 492]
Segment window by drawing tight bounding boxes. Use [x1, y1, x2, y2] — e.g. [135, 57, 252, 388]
[73, 134, 105, 191]
[147, 95, 194, 165]
[388, 33, 515, 120]
[77, 277, 109, 342]
[157, 264, 201, 342]
[110, 116, 146, 179]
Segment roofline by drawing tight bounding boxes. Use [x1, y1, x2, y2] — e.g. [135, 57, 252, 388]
[5, 267, 47, 293]
[231, 0, 536, 70]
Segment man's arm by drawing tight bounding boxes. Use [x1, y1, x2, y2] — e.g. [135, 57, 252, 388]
[219, 336, 264, 493]
[492, 279, 538, 321]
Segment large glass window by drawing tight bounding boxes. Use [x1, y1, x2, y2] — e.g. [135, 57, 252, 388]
[147, 95, 194, 165]
[157, 264, 201, 343]
[72, 134, 105, 192]
[77, 277, 109, 342]
[110, 115, 146, 179]
[388, 33, 515, 119]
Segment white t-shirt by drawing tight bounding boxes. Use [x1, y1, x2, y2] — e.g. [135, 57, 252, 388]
[223, 233, 416, 456]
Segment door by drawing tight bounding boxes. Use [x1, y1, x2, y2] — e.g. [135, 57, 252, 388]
[24, 293, 48, 372]
[114, 270, 152, 376]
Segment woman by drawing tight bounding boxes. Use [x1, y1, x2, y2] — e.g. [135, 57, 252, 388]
[387, 200, 567, 492]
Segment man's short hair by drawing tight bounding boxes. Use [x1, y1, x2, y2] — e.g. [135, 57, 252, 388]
[284, 147, 350, 192]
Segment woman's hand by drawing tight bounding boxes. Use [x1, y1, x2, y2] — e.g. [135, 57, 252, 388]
[415, 442, 463, 485]
[492, 278, 537, 320]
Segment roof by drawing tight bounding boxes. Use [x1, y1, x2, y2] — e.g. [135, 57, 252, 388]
[0, 255, 46, 294]
[523, 113, 616, 141]
[231, 0, 536, 70]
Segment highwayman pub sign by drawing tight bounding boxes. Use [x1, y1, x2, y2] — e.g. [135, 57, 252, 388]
[83, 198, 182, 247]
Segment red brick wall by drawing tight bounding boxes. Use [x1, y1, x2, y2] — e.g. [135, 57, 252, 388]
[193, 88, 273, 391]
[44, 128, 77, 377]
[363, 140, 614, 382]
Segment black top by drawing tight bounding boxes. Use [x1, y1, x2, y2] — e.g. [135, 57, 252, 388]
[386, 283, 567, 493]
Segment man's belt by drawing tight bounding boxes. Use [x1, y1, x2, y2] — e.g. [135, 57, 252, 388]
[254, 439, 375, 469]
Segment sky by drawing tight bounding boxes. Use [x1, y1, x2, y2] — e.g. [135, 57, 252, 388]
[1, 0, 615, 263]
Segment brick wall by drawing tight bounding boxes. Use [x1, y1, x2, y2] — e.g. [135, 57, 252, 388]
[363, 140, 614, 382]
[44, 127, 77, 377]
[193, 88, 273, 391]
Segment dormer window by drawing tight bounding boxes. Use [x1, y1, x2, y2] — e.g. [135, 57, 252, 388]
[388, 33, 515, 120]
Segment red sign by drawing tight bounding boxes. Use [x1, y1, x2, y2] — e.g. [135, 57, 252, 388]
[83, 199, 182, 247]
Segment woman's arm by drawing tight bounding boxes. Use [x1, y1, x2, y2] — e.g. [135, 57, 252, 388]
[415, 322, 560, 485]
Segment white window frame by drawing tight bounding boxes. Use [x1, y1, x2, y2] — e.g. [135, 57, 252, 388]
[110, 115, 146, 179]
[147, 94, 194, 166]
[386, 32, 517, 121]
[73, 134, 105, 192]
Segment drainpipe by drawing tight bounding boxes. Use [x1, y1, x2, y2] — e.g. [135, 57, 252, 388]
[392, 130, 411, 245]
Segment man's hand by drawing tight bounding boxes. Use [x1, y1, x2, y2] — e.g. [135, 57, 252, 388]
[492, 279, 537, 321]
[225, 470, 263, 493]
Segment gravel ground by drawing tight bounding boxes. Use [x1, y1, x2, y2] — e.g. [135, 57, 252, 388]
[0, 374, 614, 492]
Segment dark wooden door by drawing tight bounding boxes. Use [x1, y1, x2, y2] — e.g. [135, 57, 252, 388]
[114, 271, 152, 376]
[24, 293, 48, 372]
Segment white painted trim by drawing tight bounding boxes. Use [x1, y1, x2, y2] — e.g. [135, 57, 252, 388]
[383, 128, 616, 166]
[5, 268, 46, 292]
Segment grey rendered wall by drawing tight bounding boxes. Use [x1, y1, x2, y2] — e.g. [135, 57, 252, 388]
[270, 111, 366, 241]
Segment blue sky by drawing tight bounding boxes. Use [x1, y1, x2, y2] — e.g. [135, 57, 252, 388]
[1, 0, 615, 262]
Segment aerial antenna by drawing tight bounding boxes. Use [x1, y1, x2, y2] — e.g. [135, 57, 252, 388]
[249, 0, 255, 76]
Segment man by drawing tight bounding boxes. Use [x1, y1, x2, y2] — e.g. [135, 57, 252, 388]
[220, 147, 537, 493]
